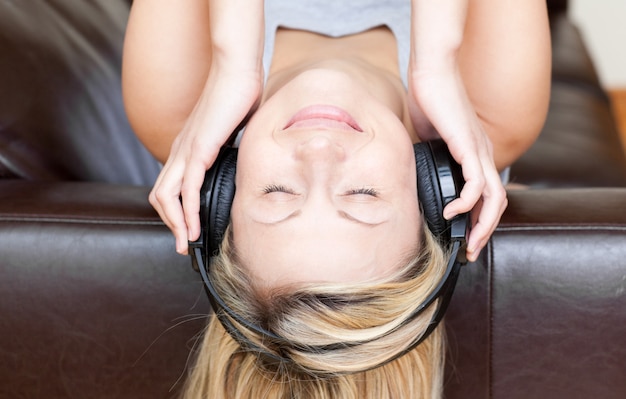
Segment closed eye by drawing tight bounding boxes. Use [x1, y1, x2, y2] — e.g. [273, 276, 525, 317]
[346, 187, 379, 197]
[263, 184, 297, 195]
[263, 185, 379, 197]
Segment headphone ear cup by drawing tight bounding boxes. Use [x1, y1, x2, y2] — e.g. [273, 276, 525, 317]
[200, 148, 238, 257]
[414, 142, 448, 241]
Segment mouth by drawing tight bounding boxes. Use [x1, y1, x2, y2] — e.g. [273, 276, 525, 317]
[283, 105, 363, 132]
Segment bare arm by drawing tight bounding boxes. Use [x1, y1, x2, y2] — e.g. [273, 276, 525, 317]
[410, 0, 467, 72]
[123, 0, 265, 254]
[408, 0, 507, 262]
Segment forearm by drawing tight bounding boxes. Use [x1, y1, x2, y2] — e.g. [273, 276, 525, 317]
[123, 0, 216, 161]
[122, 0, 265, 161]
[410, 0, 468, 73]
[185, 0, 265, 148]
[209, 0, 264, 76]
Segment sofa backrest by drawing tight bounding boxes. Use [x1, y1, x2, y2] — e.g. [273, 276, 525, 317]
[7, 0, 621, 189]
[0, 0, 159, 185]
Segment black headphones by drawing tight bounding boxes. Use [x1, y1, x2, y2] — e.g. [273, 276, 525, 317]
[188, 138, 468, 371]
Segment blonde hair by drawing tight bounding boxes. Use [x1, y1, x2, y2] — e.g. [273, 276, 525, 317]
[182, 222, 448, 399]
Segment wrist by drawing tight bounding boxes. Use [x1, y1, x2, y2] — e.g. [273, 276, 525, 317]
[410, 0, 467, 74]
[410, 45, 460, 75]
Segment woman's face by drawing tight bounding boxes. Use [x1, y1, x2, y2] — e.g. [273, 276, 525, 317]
[231, 68, 421, 290]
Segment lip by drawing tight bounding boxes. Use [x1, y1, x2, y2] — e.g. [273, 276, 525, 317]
[283, 105, 363, 132]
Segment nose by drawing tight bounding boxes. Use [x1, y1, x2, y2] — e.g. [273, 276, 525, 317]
[295, 135, 346, 185]
[295, 135, 346, 163]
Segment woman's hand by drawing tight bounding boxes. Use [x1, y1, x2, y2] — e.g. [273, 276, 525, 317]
[147, 0, 265, 255]
[409, 0, 507, 262]
[150, 67, 262, 255]
[408, 66, 507, 262]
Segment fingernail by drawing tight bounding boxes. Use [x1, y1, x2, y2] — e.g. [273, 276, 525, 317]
[443, 209, 455, 220]
[466, 242, 482, 262]
[467, 248, 480, 262]
[176, 239, 185, 255]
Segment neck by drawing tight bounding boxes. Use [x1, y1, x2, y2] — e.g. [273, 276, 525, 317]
[262, 27, 415, 139]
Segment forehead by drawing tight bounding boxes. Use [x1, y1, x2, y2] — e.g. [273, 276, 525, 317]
[231, 206, 421, 289]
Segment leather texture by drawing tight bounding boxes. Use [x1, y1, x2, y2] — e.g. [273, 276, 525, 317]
[0, 0, 159, 184]
[0, 181, 208, 398]
[1, 0, 625, 398]
[444, 189, 626, 399]
[509, 13, 626, 187]
[489, 191, 626, 399]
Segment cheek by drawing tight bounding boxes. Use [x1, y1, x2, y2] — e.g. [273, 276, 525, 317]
[233, 139, 291, 218]
[362, 144, 416, 188]
[235, 133, 278, 187]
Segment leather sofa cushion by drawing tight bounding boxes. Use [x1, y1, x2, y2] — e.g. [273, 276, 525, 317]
[444, 188, 626, 399]
[2, 181, 624, 398]
[0, 181, 206, 398]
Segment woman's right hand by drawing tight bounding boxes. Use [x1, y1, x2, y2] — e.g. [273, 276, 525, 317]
[149, 65, 262, 255]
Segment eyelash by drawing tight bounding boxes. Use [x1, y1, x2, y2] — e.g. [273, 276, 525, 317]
[263, 185, 379, 197]
[347, 187, 379, 197]
[263, 184, 295, 194]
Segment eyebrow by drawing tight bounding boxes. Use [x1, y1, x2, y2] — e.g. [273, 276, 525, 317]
[260, 209, 386, 227]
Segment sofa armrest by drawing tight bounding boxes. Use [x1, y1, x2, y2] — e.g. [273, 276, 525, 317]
[0, 180, 207, 398]
[445, 188, 626, 399]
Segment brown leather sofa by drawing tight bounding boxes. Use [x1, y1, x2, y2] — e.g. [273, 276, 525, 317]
[1, 1, 624, 398]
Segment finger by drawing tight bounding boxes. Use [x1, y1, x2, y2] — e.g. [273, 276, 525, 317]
[151, 163, 190, 254]
[149, 162, 175, 230]
[443, 166, 485, 220]
[150, 189, 188, 254]
[466, 204, 505, 262]
[468, 183, 505, 246]
[159, 191, 189, 254]
[441, 131, 489, 214]
[469, 196, 484, 230]
[466, 179, 507, 261]
[149, 187, 172, 231]
[181, 154, 214, 243]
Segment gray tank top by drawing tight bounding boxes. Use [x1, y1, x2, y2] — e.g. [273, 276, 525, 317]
[262, 2, 513, 183]
[264, 0, 411, 87]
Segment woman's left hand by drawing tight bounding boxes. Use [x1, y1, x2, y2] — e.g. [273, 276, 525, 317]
[408, 66, 507, 262]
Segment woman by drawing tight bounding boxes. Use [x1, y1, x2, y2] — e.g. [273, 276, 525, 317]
[123, 0, 550, 397]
